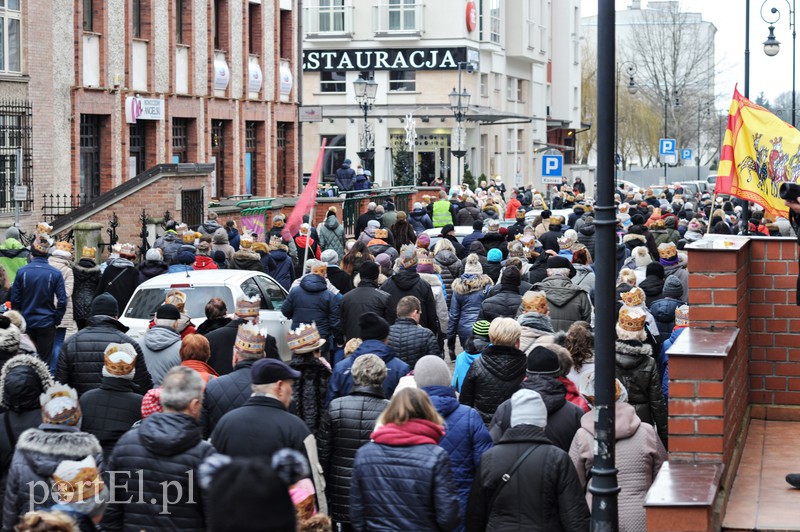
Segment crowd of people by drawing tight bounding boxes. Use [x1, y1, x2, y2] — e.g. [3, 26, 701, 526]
[0, 175, 755, 531]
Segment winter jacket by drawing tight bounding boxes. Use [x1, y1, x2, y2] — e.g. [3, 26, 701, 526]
[434, 251, 462, 300]
[103, 413, 214, 531]
[355, 212, 377, 240]
[192, 255, 218, 270]
[533, 275, 593, 333]
[453, 338, 488, 393]
[409, 208, 434, 234]
[572, 264, 595, 294]
[478, 284, 522, 322]
[230, 248, 264, 272]
[293, 234, 322, 277]
[194, 316, 231, 337]
[48, 254, 74, 327]
[317, 385, 388, 524]
[639, 274, 665, 307]
[267, 247, 295, 291]
[327, 265, 353, 295]
[570, 402, 666, 532]
[649, 297, 686, 343]
[326, 340, 409, 406]
[154, 231, 182, 264]
[660, 326, 686, 400]
[55, 315, 153, 396]
[418, 272, 448, 333]
[488, 375, 584, 452]
[289, 353, 331, 434]
[459, 344, 527, 424]
[3, 426, 102, 530]
[79, 376, 143, 458]
[340, 280, 396, 340]
[539, 227, 564, 254]
[615, 340, 668, 443]
[388, 317, 440, 368]
[205, 318, 279, 376]
[482, 261, 503, 284]
[390, 219, 417, 249]
[318, 215, 346, 258]
[282, 274, 342, 344]
[424, 385, 493, 522]
[137, 259, 168, 283]
[466, 424, 590, 532]
[201, 359, 256, 438]
[226, 226, 241, 251]
[10, 257, 67, 329]
[381, 269, 440, 336]
[95, 259, 140, 312]
[662, 257, 689, 301]
[211, 229, 236, 265]
[335, 162, 356, 192]
[72, 260, 101, 323]
[179, 359, 218, 384]
[478, 232, 508, 258]
[140, 326, 182, 386]
[460, 230, 484, 253]
[196, 220, 222, 239]
[517, 313, 555, 353]
[577, 221, 596, 259]
[456, 205, 481, 226]
[0, 239, 28, 284]
[448, 274, 493, 342]
[351, 421, 461, 532]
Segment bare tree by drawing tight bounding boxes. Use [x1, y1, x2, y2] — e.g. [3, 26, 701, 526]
[576, 42, 597, 165]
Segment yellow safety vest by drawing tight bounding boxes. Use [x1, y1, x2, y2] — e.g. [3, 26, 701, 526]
[432, 200, 452, 227]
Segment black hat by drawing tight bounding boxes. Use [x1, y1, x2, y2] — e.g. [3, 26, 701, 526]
[473, 220, 484, 231]
[516, 208, 526, 219]
[526, 345, 561, 376]
[156, 304, 181, 320]
[547, 255, 576, 278]
[359, 312, 390, 341]
[251, 358, 301, 385]
[177, 250, 196, 265]
[630, 214, 646, 226]
[360, 261, 379, 281]
[91, 293, 119, 317]
[213, 250, 226, 263]
[646, 262, 665, 279]
[501, 266, 521, 287]
[440, 224, 455, 236]
[541, 210, 552, 219]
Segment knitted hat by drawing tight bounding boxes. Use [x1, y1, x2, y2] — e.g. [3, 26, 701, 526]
[213, 250, 227, 263]
[417, 253, 434, 273]
[487, 248, 502, 263]
[646, 262, 665, 279]
[521, 291, 548, 314]
[463, 253, 483, 275]
[658, 242, 678, 264]
[367, 220, 380, 229]
[510, 389, 548, 428]
[526, 345, 561, 376]
[156, 304, 181, 320]
[663, 275, 683, 298]
[102, 343, 137, 380]
[399, 245, 418, 269]
[472, 320, 491, 338]
[40, 384, 81, 426]
[417, 233, 431, 249]
[141, 388, 162, 418]
[358, 312, 390, 341]
[177, 250, 196, 265]
[145, 248, 162, 261]
[4, 226, 19, 241]
[547, 255, 575, 278]
[500, 266, 521, 287]
[414, 355, 452, 389]
[91, 293, 119, 317]
[675, 304, 690, 326]
[374, 253, 392, 269]
[320, 249, 339, 266]
[360, 261, 379, 281]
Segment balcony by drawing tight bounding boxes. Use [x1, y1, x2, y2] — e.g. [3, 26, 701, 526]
[373, 3, 424, 37]
[303, 5, 354, 38]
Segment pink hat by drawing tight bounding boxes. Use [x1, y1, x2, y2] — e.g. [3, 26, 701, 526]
[416, 233, 431, 249]
[141, 388, 163, 418]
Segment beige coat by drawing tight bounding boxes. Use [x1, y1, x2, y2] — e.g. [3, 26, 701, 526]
[48, 253, 74, 327]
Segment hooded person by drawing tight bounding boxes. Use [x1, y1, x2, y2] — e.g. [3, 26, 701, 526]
[286, 323, 332, 434]
[452, 320, 491, 393]
[0, 226, 29, 284]
[517, 291, 555, 353]
[649, 276, 687, 343]
[193, 241, 218, 270]
[196, 211, 222, 239]
[2, 383, 103, 530]
[138, 247, 169, 283]
[282, 261, 342, 358]
[335, 158, 356, 192]
[230, 235, 264, 273]
[265, 235, 295, 291]
[658, 242, 689, 301]
[317, 207, 346, 259]
[71, 247, 102, 332]
[448, 254, 494, 348]
[212, 227, 236, 265]
[321, 249, 352, 295]
[532, 256, 593, 332]
[621, 245, 652, 285]
[139, 304, 184, 386]
[478, 266, 522, 322]
[639, 262, 666, 307]
[408, 202, 434, 235]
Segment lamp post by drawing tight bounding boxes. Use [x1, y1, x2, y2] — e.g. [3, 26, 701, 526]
[449, 61, 472, 187]
[762, 0, 796, 127]
[663, 88, 681, 183]
[353, 76, 378, 162]
[615, 62, 638, 189]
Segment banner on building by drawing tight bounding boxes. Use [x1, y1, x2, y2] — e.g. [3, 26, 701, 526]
[125, 96, 164, 124]
[240, 214, 266, 242]
[302, 47, 476, 72]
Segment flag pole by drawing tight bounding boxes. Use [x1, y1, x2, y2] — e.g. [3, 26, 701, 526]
[303, 201, 315, 273]
[707, 192, 717, 235]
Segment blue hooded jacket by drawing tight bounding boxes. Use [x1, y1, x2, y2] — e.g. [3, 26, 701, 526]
[325, 340, 409, 407]
[282, 274, 341, 343]
[10, 257, 67, 328]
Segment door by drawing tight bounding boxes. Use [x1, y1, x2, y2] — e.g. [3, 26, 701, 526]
[418, 151, 436, 184]
[129, 122, 147, 176]
[80, 115, 101, 199]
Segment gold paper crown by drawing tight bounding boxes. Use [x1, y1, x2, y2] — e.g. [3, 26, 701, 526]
[119, 243, 136, 256]
[235, 322, 268, 354]
[618, 307, 647, 332]
[268, 235, 285, 250]
[620, 287, 645, 308]
[54, 241, 73, 253]
[310, 261, 328, 275]
[675, 304, 690, 326]
[522, 291, 549, 314]
[182, 232, 197, 244]
[286, 322, 323, 353]
[240, 235, 254, 248]
[40, 384, 81, 426]
[103, 343, 137, 376]
[164, 289, 186, 312]
[32, 234, 50, 254]
[374, 228, 389, 240]
[81, 246, 96, 259]
[658, 242, 678, 259]
[417, 253, 434, 265]
[36, 222, 53, 234]
[235, 295, 261, 318]
[52, 456, 104, 503]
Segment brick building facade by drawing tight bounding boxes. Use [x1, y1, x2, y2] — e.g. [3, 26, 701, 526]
[0, 0, 300, 232]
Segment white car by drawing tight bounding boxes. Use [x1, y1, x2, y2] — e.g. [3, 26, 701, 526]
[120, 270, 293, 359]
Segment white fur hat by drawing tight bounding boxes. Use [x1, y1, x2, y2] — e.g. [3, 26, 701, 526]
[632, 246, 652, 268]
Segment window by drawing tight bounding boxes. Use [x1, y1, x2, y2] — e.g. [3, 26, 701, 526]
[506, 128, 514, 152]
[80, 114, 102, 200]
[133, 0, 142, 38]
[480, 73, 488, 97]
[517, 79, 524, 102]
[248, 2, 262, 54]
[175, 0, 184, 44]
[172, 118, 188, 163]
[254, 275, 286, 310]
[245, 121, 258, 196]
[389, 70, 415, 92]
[320, 70, 345, 93]
[83, 0, 93, 31]
[0, 1, 21, 73]
[493, 73, 501, 92]
[279, 9, 291, 59]
[389, 0, 416, 31]
[0, 102, 31, 213]
[489, 0, 500, 43]
[129, 122, 147, 176]
[276, 123, 288, 195]
[213, 0, 229, 51]
[322, 134, 346, 181]
[506, 77, 515, 101]
[319, 0, 344, 32]
[516, 129, 524, 152]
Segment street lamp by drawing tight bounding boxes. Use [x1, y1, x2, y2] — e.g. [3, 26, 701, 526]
[615, 61, 638, 188]
[354, 76, 378, 161]
[449, 61, 472, 187]
[663, 88, 681, 183]
[761, 0, 796, 127]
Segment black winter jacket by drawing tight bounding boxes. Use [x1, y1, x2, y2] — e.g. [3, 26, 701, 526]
[205, 318, 279, 376]
[488, 376, 584, 452]
[639, 275, 665, 308]
[137, 259, 168, 284]
[577, 221, 596, 260]
[79, 377, 143, 458]
[539, 226, 564, 254]
[478, 284, 522, 322]
[459, 345, 527, 424]
[55, 316, 153, 396]
[467, 424, 590, 532]
[72, 260, 101, 322]
[615, 340, 668, 443]
[317, 386, 388, 524]
[327, 265, 353, 295]
[282, 274, 342, 344]
[194, 316, 231, 337]
[340, 281, 396, 340]
[381, 269, 440, 336]
[95, 261, 140, 312]
[482, 261, 503, 284]
[289, 353, 331, 435]
[388, 317, 441, 367]
[201, 359, 255, 438]
[103, 413, 214, 532]
[478, 233, 508, 258]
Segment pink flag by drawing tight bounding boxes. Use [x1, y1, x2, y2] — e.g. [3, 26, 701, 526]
[283, 139, 328, 241]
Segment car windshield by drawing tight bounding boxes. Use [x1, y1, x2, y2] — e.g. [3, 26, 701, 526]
[124, 286, 235, 320]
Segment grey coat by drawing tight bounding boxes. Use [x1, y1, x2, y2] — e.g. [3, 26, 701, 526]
[533, 276, 593, 333]
[140, 326, 182, 386]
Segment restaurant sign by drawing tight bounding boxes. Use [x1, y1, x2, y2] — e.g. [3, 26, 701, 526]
[302, 47, 473, 72]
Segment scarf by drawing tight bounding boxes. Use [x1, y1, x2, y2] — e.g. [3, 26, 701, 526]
[371, 419, 445, 446]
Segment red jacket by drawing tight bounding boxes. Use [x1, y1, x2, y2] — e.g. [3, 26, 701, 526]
[505, 198, 522, 219]
[193, 255, 218, 270]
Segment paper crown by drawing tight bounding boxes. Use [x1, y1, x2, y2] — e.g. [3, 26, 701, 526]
[119, 243, 137, 256]
[417, 253, 434, 265]
[299, 223, 311, 234]
[81, 246, 96, 259]
[235, 321, 268, 354]
[269, 235, 284, 250]
[36, 222, 53, 234]
[240, 235, 254, 248]
[111, 243, 123, 254]
[164, 289, 186, 311]
[310, 261, 328, 275]
[286, 322, 325, 353]
[52, 456, 104, 504]
[182, 232, 197, 244]
[235, 295, 261, 318]
[658, 242, 678, 260]
[54, 241, 73, 253]
[618, 307, 647, 332]
[40, 383, 81, 426]
[522, 291, 549, 314]
[675, 304, 690, 326]
[620, 287, 645, 308]
[103, 343, 137, 376]
[374, 228, 388, 240]
[32, 234, 50, 254]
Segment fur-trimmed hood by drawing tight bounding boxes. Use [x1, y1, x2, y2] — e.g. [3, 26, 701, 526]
[622, 233, 647, 247]
[0, 354, 53, 411]
[517, 312, 555, 334]
[16, 427, 102, 477]
[615, 340, 653, 370]
[452, 273, 493, 295]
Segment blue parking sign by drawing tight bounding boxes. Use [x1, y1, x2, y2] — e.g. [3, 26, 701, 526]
[681, 148, 693, 160]
[659, 138, 676, 155]
[542, 154, 563, 177]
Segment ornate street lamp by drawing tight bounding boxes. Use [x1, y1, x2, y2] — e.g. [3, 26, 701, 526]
[354, 77, 378, 160]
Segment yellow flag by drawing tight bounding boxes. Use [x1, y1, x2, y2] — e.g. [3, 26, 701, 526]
[717, 87, 799, 218]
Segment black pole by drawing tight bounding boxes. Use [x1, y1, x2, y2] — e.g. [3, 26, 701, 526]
[664, 89, 668, 183]
[792, 0, 796, 128]
[615, 65, 619, 190]
[697, 104, 701, 180]
[743, 0, 750, 235]
[590, 0, 620, 529]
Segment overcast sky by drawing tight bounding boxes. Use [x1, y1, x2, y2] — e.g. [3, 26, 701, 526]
[580, 0, 793, 111]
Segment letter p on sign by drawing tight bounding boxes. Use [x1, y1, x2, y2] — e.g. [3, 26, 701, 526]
[542, 154, 563, 178]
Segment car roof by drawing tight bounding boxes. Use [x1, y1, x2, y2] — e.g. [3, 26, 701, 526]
[136, 270, 260, 289]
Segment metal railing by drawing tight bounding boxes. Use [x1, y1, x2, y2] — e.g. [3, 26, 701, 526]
[303, 4, 354, 36]
[41, 194, 88, 222]
[373, 3, 424, 35]
[341, 186, 415, 236]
